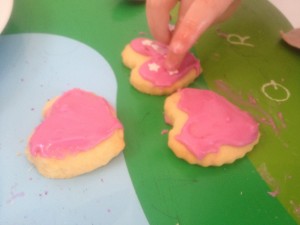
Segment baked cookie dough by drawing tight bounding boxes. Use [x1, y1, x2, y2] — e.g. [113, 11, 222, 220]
[26, 88, 125, 179]
[164, 88, 260, 166]
[122, 38, 202, 95]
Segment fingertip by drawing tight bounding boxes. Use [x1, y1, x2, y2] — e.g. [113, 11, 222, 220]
[164, 58, 176, 71]
[169, 40, 186, 55]
[165, 48, 186, 70]
[152, 30, 172, 45]
[146, 0, 177, 44]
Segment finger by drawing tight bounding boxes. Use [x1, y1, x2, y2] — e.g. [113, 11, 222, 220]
[165, 50, 186, 71]
[146, 0, 178, 44]
[174, 0, 235, 51]
[164, 0, 194, 69]
[165, 0, 234, 69]
[214, 0, 241, 24]
[177, 0, 194, 20]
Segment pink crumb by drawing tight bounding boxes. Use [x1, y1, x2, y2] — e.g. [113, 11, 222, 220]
[161, 129, 169, 135]
[138, 32, 147, 37]
[164, 114, 172, 125]
[277, 112, 287, 128]
[248, 95, 257, 105]
[260, 117, 278, 134]
[290, 200, 300, 217]
[268, 189, 280, 197]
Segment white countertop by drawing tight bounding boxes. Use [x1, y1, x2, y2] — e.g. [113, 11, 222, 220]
[268, 0, 300, 27]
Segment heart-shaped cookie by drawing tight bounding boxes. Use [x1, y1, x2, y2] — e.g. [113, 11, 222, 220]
[27, 88, 125, 178]
[164, 88, 260, 166]
[122, 38, 202, 95]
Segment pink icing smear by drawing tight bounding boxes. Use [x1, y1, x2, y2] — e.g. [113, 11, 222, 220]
[176, 88, 259, 159]
[29, 89, 123, 159]
[130, 38, 201, 87]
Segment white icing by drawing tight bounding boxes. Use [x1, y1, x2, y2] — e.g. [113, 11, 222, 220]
[141, 39, 152, 46]
[148, 62, 160, 72]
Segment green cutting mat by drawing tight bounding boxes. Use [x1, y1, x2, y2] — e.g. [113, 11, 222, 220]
[4, 0, 299, 224]
[195, 1, 300, 224]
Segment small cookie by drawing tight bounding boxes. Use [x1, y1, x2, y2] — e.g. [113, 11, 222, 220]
[122, 38, 202, 95]
[26, 89, 125, 179]
[164, 88, 260, 166]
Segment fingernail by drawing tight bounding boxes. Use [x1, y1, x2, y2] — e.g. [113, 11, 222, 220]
[171, 41, 185, 54]
[164, 60, 175, 70]
[165, 53, 179, 70]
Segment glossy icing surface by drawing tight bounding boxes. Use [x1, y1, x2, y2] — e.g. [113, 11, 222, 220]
[176, 88, 259, 159]
[130, 38, 201, 87]
[29, 89, 123, 159]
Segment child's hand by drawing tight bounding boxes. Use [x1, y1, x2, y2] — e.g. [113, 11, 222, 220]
[146, 0, 240, 69]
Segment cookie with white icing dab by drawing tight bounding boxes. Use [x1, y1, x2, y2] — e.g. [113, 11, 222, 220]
[122, 38, 202, 95]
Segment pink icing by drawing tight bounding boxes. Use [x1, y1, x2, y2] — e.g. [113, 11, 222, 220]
[130, 38, 201, 87]
[175, 88, 259, 159]
[29, 89, 123, 159]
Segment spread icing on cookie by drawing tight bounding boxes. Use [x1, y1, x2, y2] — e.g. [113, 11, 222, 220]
[176, 88, 259, 159]
[29, 89, 123, 159]
[130, 38, 201, 87]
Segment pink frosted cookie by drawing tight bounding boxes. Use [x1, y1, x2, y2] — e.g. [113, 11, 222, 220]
[164, 88, 260, 166]
[121, 38, 202, 95]
[26, 89, 125, 179]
